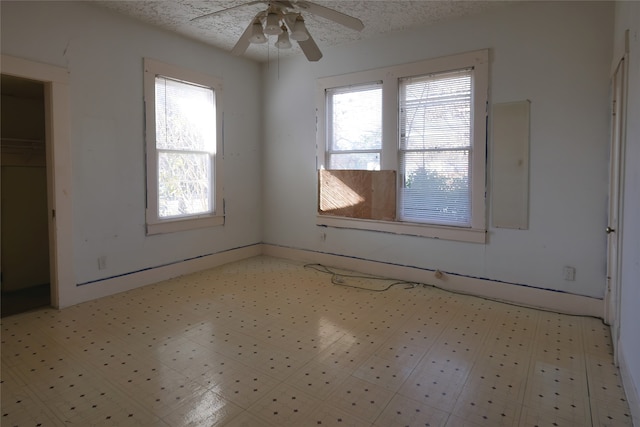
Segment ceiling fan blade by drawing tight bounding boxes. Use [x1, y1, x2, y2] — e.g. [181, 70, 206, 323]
[298, 34, 323, 62]
[272, 1, 294, 8]
[190, 0, 263, 22]
[283, 14, 322, 61]
[231, 19, 255, 56]
[295, 1, 364, 31]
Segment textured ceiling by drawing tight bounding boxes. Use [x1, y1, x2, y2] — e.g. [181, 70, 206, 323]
[90, 0, 505, 62]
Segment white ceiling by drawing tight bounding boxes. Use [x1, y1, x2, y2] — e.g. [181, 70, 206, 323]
[90, 0, 506, 62]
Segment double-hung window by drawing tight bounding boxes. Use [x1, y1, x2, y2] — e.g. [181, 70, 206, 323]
[398, 69, 473, 225]
[317, 50, 488, 243]
[144, 58, 224, 234]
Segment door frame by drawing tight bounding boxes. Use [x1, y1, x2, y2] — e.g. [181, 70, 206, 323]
[604, 30, 629, 363]
[1, 55, 74, 309]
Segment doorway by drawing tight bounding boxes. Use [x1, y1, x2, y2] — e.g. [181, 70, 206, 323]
[1, 74, 51, 316]
[1, 55, 74, 310]
[605, 30, 629, 364]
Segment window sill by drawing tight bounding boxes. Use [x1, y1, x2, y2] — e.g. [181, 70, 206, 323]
[146, 215, 224, 235]
[317, 215, 486, 243]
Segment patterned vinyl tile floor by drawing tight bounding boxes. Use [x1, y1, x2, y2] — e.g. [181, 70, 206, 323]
[1, 256, 632, 426]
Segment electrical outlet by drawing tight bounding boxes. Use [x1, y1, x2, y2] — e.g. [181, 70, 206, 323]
[320, 232, 327, 242]
[98, 256, 107, 270]
[563, 266, 575, 281]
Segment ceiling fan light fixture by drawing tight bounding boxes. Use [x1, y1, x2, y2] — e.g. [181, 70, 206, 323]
[264, 12, 282, 35]
[249, 20, 267, 44]
[275, 25, 292, 49]
[290, 15, 309, 41]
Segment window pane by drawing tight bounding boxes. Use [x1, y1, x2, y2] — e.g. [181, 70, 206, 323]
[399, 150, 470, 225]
[329, 153, 380, 170]
[155, 77, 216, 152]
[400, 70, 471, 150]
[158, 152, 211, 218]
[329, 85, 382, 151]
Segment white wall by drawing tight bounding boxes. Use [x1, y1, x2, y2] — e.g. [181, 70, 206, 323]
[262, 1, 614, 299]
[614, 1, 640, 422]
[1, 1, 263, 303]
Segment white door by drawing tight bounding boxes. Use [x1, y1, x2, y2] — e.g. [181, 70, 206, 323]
[604, 50, 628, 364]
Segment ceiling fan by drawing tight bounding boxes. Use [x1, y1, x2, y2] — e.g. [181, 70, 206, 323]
[191, 1, 364, 61]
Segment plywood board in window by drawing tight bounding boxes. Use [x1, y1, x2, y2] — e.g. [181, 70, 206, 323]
[319, 169, 396, 220]
[492, 100, 530, 229]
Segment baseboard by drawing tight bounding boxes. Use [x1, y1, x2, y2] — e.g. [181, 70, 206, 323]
[262, 244, 603, 318]
[619, 341, 640, 427]
[61, 242, 604, 318]
[60, 244, 262, 308]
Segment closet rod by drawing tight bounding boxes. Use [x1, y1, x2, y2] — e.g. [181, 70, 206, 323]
[1, 137, 44, 144]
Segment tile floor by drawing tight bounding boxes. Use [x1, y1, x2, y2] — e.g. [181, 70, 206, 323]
[0, 256, 633, 426]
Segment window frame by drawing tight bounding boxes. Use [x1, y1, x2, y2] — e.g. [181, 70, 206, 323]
[144, 58, 224, 235]
[316, 50, 488, 243]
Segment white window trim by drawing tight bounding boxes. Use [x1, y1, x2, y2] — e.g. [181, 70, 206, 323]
[144, 58, 224, 235]
[316, 49, 488, 243]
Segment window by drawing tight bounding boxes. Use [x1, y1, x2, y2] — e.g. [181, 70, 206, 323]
[144, 58, 224, 234]
[317, 50, 488, 243]
[326, 83, 382, 170]
[399, 69, 472, 226]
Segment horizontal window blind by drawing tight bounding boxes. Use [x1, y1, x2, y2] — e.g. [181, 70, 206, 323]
[155, 76, 216, 219]
[155, 76, 216, 152]
[399, 68, 472, 226]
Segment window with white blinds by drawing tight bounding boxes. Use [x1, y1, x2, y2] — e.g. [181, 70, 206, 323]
[155, 76, 216, 219]
[144, 58, 224, 235]
[316, 50, 488, 242]
[399, 69, 472, 226]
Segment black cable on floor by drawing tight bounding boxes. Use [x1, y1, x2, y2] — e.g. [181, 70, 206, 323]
[304, 263, 418, 292]
[304, 263, 607, 324]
